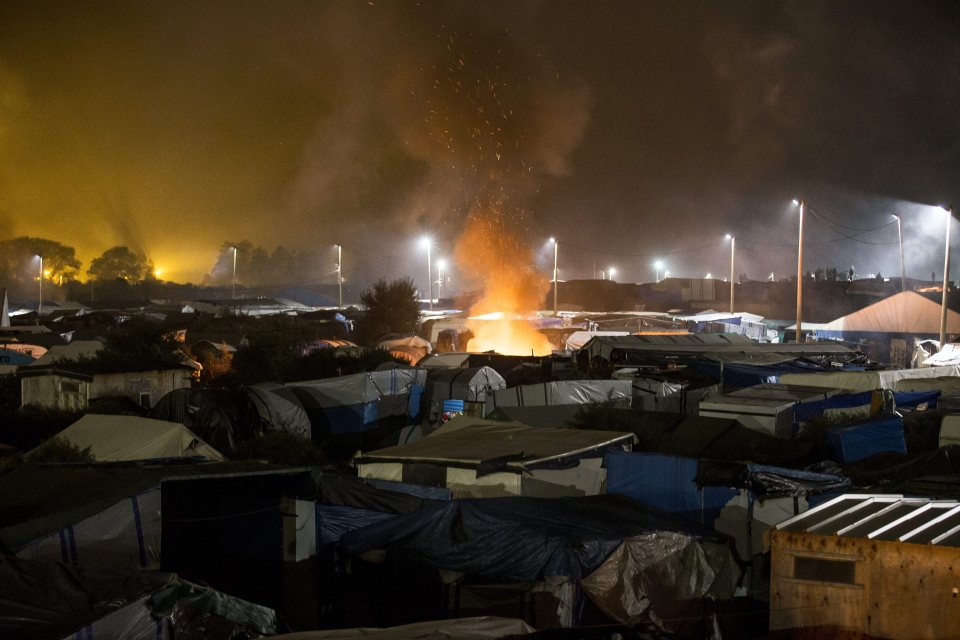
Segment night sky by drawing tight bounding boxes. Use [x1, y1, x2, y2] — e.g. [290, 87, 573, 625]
[0, 0, 957, 293]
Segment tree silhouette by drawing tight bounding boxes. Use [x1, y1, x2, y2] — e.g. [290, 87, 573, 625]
[88, 246, 153, 282]
[356, 277, 420, 345]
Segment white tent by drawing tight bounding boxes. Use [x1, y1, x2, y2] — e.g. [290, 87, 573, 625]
[818, 291, 960, 334]
[425, 366, 506, 418]
[40, 414, 224, 462]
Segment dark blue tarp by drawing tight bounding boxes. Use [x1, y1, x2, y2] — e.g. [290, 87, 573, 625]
[605, 452, 736, 528]
[693, 460, 851, 499]
[688, 360, 827, 389]
[827, 415, 907, 463]
[794, 390, 940, 423]
[340, 494, 726, 582]
[316, 504, 395, 546]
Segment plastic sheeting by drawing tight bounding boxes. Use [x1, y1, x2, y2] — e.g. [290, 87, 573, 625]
[34, 414, 224, 462]
[0, 555, 169, 640]
[564, 331, 630, 351]
[16, 487, 161, 570]
[318, 474, 439, 514]
[827, 415, 907, 463]
[316, 505, 396, 546]
[486, 380, 632, 411]
[341, 494, 732, 582]
[580, 532, 739, 628]
[693, 461, 851, 499]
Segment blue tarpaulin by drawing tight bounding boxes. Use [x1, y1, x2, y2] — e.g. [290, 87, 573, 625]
[341, 494, 726, 582]
[688, 360, 828, 389]
[794, 390, 940, 423]
[605, 452, 736, 528]
[827, 415, 907, 463]
[315, 504, 395, 546]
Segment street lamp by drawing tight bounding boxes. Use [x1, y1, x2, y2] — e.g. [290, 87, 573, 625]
[726, 234, 736, 314]
[940, 206, 954, 347]
[437, 259, 446, 301]
[420, 237, 433, 311]
[336, 244, 343, 309]
[231, 246, 238, 300]
[794, 199, 805, 343]
[550, 238, 558, 315]
[654, 260, 663, 283]
[608, 267, 616, 281]
[36, 254, 43, 320]
[892, 215, 906, 293]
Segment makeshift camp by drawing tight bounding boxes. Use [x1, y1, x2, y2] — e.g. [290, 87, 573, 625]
[815, 291, 960, 366]
[0, 555, 277, 640]
[564, 330, 629, 351]
[827, 415, 907, 463]
[423, 366, 506, 420]
[770, 494, 960, 639]
[34, 414, 224, 462]
[340, 495, 739, 631]
[486, 379, 632, 412]
[699, 384, 839, 438]
[780, 364, 960, 392]
[355, 417, 636, 497]
[616, 367, 721, 414]
[792, 389, 940, 426]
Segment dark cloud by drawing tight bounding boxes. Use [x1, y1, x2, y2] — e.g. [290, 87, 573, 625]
[0, 0, 956, 293]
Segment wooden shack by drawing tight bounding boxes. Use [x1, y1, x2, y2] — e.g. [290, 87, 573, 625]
[769, 493, 960, 639]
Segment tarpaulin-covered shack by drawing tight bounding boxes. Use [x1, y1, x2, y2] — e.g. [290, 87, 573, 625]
[355, 417, 636, 498]
[423, 366, 506, 420]
[486, 380, 632, 412]
[340, 494, 739, 632]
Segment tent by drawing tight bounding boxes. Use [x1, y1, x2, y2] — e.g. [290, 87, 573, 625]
[149, 387, 245, 453]
[827, 415, 907, 463]
[279, 368, 427, 438]
[423, 366, 506, 419]
[815, 291, 960, 366]
[246, 383, 312, 439]
[355, 416, 636, 497]
[486, 379, 632, 412]
[36, 414, 224, 462]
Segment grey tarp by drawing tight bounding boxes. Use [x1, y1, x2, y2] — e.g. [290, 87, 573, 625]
[424, 366, 507, 417]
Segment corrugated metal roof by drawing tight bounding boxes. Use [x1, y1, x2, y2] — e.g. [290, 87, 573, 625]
[775, 493, 960, 547]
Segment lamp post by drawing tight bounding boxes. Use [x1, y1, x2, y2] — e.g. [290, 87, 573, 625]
[654, 260, 663, 283]
[608, 267, 616, 281]
[437, 259, 446, 301]
[726, 234, 736, 313]
[36, 255, 43, 320]
[940, 206, 953, 347]
[336, 244, 343, 309]
[893, 215, 906, 293]
[551, 238, 558, 315]
[420, 237, 433, 311]
[794, 199, 805, 343]
[231, 246, 237, 299]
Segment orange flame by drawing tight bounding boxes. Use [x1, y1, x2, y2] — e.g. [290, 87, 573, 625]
[453, 210, 554, 356]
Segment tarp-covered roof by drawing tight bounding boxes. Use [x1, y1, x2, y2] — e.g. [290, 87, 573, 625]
[819, 291, 960, 334]
[780, 365, 960, 392]
[341, 494, 728, 581]
[37, 414, 224, 462]
[357, 417, 635, 470]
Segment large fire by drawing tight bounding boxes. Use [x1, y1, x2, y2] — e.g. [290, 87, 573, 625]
[454, 213, 555, 356]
